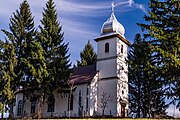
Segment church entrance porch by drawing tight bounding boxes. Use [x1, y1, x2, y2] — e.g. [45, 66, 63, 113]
[121, 103, 126, 117]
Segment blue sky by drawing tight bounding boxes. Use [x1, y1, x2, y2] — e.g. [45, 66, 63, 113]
[0, 0, 147, 64]
[0, 0, 179, 117]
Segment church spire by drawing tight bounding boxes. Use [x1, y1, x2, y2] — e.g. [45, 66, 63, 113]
[100, 2, 125, 37]
[111, 2, 115, 13]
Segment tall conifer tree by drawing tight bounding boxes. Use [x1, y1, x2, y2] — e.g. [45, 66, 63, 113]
[1, 0, 48, 118]
[138, 0, 180, 109]
[129, 34, 168, 118]
[129, 34, 145, 117]
[0, 41, 17, 118]
[76, 40, 97, 67]
[38, 0, 71, 94]
[27, 0, 72, 118]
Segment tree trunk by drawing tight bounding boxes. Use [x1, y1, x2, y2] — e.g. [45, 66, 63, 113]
[137, 100, 140, 118]
[137, 79, 141, 118]
[102, 108, 105, 117]
[37, 94, 44, 119]
[9, 100, 14, 119]
[37, 102, 41, 119]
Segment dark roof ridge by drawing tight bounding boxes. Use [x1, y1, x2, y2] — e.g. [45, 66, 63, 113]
[69, 64, 97, 85]
[74, 64, 96, 68]
[73, 64, 97, 75]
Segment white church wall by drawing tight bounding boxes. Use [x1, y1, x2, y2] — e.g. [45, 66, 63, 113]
[13, 80, 99, 118]
[97, 59, 117, 79]
[97, 37, 118, 79]
[73, 84, 85, 116]
[24, 98, 35, 117]
[89, 73, 98, 116]
[116, 38, 128, 62]
[96, 35, 129, 117]
[116, 52, 129, 117]
[98, 79, 117, 116]
[13, 92, 23, 118]
[50, 74, 99, 118]
[14, 92, 70, 118]
[14, 93, 37, 118]
[64, 83, 91, 117]
[117, 78, 128, 116]
[97, 38, 117, 60]
[53, 93, 69, 117]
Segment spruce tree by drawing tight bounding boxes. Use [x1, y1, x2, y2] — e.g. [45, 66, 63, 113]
[138, 0, 180, 109]
[128, 34, 168, 118]
[76, 40, 97, 66]
[1, 0, 48, 118]
[128, 34, 144, 117]
[0, 41, 17, 119]
[38, 0, 71, 94]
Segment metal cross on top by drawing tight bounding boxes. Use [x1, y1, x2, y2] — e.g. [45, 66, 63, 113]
[111, 2, 115, 13]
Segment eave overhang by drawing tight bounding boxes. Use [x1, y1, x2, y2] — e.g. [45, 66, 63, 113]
[94, 33, 131, 46]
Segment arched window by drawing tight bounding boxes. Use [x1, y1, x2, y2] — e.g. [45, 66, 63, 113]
[47, 94, 55, 112]
[78, 90, 82, 116]
[79, 90, 82, 107]
[121, 45, 123, 53]
[17, 100, 23, 115]
[31, 100, 36, 113]
[105, 43, 109, 53]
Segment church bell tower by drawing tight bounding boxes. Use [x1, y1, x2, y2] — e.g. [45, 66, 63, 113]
[94, 2, 130, 117]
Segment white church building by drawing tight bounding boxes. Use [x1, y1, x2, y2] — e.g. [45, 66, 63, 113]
[13, 3, 130, 118]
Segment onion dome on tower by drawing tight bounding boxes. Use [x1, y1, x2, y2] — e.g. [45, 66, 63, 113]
[101, 2, 125, 38]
